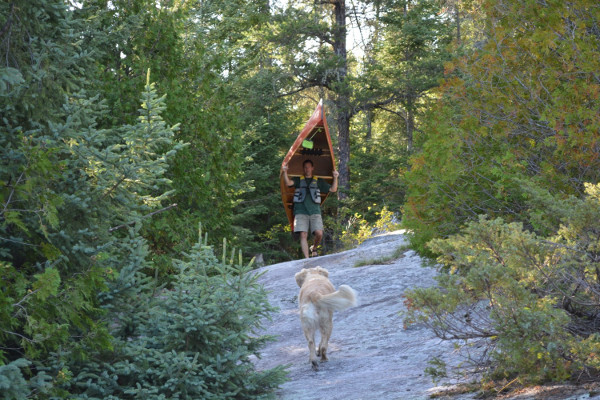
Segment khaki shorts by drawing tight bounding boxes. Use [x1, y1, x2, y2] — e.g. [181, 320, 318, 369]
[294, 214, 324, 234]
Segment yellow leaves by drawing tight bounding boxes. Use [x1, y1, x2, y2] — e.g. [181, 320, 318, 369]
[410, 154, 426, 169]
[56, 368, 72, 385]
[583, 182, 600, 201]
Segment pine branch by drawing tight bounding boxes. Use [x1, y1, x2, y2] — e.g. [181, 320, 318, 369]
[2, 171, 24, 215]
[102, 175, 127, 200]
[0, 2, 14, 39]
[108, 203, 178, 232]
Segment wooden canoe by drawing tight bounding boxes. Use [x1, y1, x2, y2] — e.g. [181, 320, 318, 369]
[280, 99, 336, 232]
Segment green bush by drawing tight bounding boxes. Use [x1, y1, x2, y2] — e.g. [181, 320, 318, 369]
[63, 227, 287, 399]
[338, 206, 400, 249]
[404, 183, 600, 386]
[402, 0, 600, 256]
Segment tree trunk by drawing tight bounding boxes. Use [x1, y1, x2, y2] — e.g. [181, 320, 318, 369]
[403, 2, 414, 153]
[406, 105, 414, 152]
[365, 109, 372, 153]
[455, 3, 461, 44]
[336, 106, 351, 198]
[333, 0, 350, 199]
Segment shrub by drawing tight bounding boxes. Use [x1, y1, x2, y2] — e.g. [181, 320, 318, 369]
[404, 183, 600, 386]
[64, 227, 287, 399]
[338, 206, 401, 249]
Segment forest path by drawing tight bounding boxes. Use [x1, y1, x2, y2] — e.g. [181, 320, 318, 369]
[252, 231, 472, 400]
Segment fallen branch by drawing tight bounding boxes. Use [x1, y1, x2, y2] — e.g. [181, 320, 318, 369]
[108, 203, 178, 233]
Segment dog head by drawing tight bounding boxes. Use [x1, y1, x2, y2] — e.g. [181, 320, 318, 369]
[295, 266, 329, 288]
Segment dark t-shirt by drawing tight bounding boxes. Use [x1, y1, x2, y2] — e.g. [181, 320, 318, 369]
[290, 176, 331, 215]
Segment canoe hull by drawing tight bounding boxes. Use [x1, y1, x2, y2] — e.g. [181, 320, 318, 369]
[280, 100, 336, 232]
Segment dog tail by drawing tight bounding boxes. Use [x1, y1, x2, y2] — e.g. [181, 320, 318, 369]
[317, 285, 358, 312]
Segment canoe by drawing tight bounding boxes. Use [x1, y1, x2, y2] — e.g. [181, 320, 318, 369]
[280, 100, 336, 232]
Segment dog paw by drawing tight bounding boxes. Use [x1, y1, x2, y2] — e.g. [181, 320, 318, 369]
[311, 360, 319, 370]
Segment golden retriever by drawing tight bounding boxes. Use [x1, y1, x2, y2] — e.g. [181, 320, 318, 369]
[294, 266, 357, 369]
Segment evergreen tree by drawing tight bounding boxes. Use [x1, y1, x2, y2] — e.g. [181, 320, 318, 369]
[67, 226, 287, 399]
[75, 0, 248, 273]
[404, 183, 600, 385]
[370, 0, 453, 151]
[347, 0, 453, 220]
[402, 0, 600, 389]
[0, 0, 185, 391]
[0, 0, 113, 378]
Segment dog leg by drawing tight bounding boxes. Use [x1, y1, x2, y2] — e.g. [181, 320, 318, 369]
[308, 338, 319, 370]
[318, 315, 333, 362]
[303, 324, 318, 369]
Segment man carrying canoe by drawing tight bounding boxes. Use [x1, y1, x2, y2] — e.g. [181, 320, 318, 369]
[282, 159, 339, 258]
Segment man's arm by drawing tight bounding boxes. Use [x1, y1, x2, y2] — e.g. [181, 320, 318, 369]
[282, 164, 294, 187]
[329, 170, 339, 193]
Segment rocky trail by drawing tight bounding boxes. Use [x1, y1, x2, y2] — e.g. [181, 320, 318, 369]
[252, 231, 600, 400]
[252, 231, 470, 400]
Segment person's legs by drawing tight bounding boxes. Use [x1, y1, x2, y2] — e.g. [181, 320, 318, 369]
[294, 214, 310, 259]
[300, 231, 310, 258]
[310, 230, 323, 257]
[309, 214, 324, 257]
[312, 230, 323, 248]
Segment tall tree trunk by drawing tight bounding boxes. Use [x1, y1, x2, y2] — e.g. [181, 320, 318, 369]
[333, 0, 350, 199]
[336, 104, 351, 198]
[365, 108, 372, 153]
[403, 1, 414, 153]
[406, 104, 414, 152]
[455, 3, 461, 44]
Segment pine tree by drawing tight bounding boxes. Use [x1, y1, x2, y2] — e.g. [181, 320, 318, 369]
[0, 0, 114, 383]
[347, 0, 453, 220]
[1, 4, 184, 389]
[75, 0, 248, 271]
[68, 226, 287, 399]
[404, 183, 600, 385]
[371, 0, 453, 151]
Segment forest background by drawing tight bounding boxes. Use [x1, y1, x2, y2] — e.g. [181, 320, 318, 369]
[1, 0, 600, 398]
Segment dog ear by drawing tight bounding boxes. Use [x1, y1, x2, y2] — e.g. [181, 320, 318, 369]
[295, 269, 308, 287]
[315, 266, 329, 278]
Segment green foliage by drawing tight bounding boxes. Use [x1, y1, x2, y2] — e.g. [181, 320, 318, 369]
[338, 0, 453, 251]
[75, 0, 249, 268]
[0, 0, 114, 376]
[338, 206, 400, 249]
[424, 357, 448, 386]
[230, 76, 298, 263]
[66, 226, 287, 399]
[370, 0, 453, 108]
[404, 183, 600, 385]
[348, 111, 410, 223]
[0, 359, 52, 400]
[0, 2, 184, 389]
[339, 210, 373, 249]
[403, 0, 600, 253]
